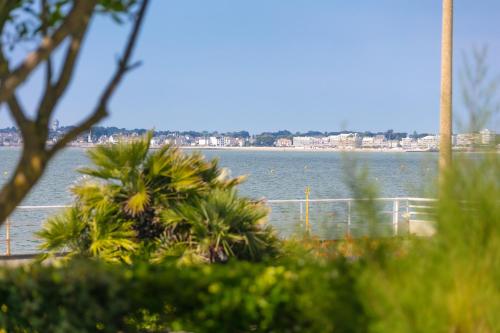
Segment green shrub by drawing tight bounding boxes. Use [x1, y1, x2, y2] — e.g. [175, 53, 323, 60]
[357, 153, 500, 333]
[0, 262, 132, 332]
[0, 258, 368, 333]
[37, 133, 280, 264]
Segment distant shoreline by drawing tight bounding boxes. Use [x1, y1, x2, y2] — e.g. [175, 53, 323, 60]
[1, 145, 495, 153]
[176, 146, 410, 153]
[0, 145, 435, 153]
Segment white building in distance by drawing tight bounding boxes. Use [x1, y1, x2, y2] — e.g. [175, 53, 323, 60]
[293, 136, 314, 147]
[51, 119, 60, 132]
[417, 135, 439, 150]
[275, 138, 292, 147]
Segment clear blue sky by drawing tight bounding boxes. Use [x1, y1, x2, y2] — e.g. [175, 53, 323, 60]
[3, 0, 500, 134]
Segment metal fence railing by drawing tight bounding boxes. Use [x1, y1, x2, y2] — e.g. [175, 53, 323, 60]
[265, 197, 436, 239]
[1, 198, 436, 256]
[1, 205, 70, 256]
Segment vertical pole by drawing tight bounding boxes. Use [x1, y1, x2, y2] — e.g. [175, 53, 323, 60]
[393, 200, 399, 236]
[6, 218, 11, 256]
[347, 200, 352, 236]
[406, 199, 411, 236]
[305, 187, 310, 232]
[439, 0, 453, 178]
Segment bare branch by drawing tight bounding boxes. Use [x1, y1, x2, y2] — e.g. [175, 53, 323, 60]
[46, 56, 53, 89]
[36, 14, 92, 129]
[53, 27, 90, 100]
[0, 42, 30, 132]
[41, 0, 53, 89]
[0, 0, 97, 104]
[48, 0, 150, 156]
[7, 94, 31, 133]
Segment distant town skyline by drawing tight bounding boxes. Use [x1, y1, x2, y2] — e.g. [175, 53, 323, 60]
[1, 1, 499, 133]
[2, 123, 494, 151]
[3, 121, 494, 137]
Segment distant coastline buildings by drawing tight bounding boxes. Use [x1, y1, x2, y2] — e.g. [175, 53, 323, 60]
[0, 121, 497, 151]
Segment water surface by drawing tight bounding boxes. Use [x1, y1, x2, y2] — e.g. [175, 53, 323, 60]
[0, 148, 438, 253]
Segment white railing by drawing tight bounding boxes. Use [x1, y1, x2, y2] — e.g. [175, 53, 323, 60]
[1, 198, 436, 256]
[1, 205, 70, 256]
[265, 197, 436, 238]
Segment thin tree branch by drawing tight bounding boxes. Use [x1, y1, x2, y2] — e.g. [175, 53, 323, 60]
[41, 0, 53, 89]
[53, 28, 90, 100]
[36, 15, 92, 129]
[0, 0, 97, 104]
[7, 94, 31, 133]
[0, 44, 31, 133]
[0, 2, 19, 87]
[48, 0, 150, 157]
[46, 57, 53, 89]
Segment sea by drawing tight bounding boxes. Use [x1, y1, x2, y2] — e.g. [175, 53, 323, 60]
[0, 147, 438, 254]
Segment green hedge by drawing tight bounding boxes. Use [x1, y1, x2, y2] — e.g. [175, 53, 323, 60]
[0, 258, 367, 333]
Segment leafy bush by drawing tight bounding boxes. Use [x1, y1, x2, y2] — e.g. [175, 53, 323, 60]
[0, 258, 368, 333]
[37, 134, 279, 264]
[0, 262, 132, 332]
[357, 152, 500, 333]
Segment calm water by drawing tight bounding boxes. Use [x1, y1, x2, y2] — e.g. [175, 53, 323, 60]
[0, 147, 438, 253]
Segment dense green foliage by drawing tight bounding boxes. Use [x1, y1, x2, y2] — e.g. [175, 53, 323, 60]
[358, 152, 500, 333]
[0, 258, 367, 333]
[37, 134, 279, 263]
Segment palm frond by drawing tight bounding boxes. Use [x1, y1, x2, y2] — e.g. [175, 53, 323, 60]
[158, 189, 279, 262]
[79, 132, 151, 181]
[89, 219, 138, 263]
[71, 181, 117, 215]
[37, 207, 87, 253]
[123, 178, 150, 216]
[38, 132, 279, 264]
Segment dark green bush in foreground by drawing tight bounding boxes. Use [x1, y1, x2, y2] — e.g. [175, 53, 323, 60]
[0, 258, 367, 333]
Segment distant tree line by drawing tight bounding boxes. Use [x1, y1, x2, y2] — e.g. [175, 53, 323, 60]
[0, 127, 17, 133]
[74, 127, 252, 139]
[253, 129, 422, 146]
[1, 126, 432, 143]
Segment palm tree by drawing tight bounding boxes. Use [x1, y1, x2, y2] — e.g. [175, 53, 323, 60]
[439, 0, 453, 175]
[38, 133, 280, 263]
[158, 189, 279, 263]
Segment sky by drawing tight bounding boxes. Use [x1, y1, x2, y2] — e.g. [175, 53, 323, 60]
[2, 0, 500, 134]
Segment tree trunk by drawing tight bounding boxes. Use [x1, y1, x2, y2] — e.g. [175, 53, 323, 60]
[439, 0, 453, 176]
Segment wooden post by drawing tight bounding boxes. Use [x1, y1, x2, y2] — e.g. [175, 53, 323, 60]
[439, 0, 453, 177]
[5, 218, 11, 256]
[305, 187, 310, 232]
[347, 200, 352, 236]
